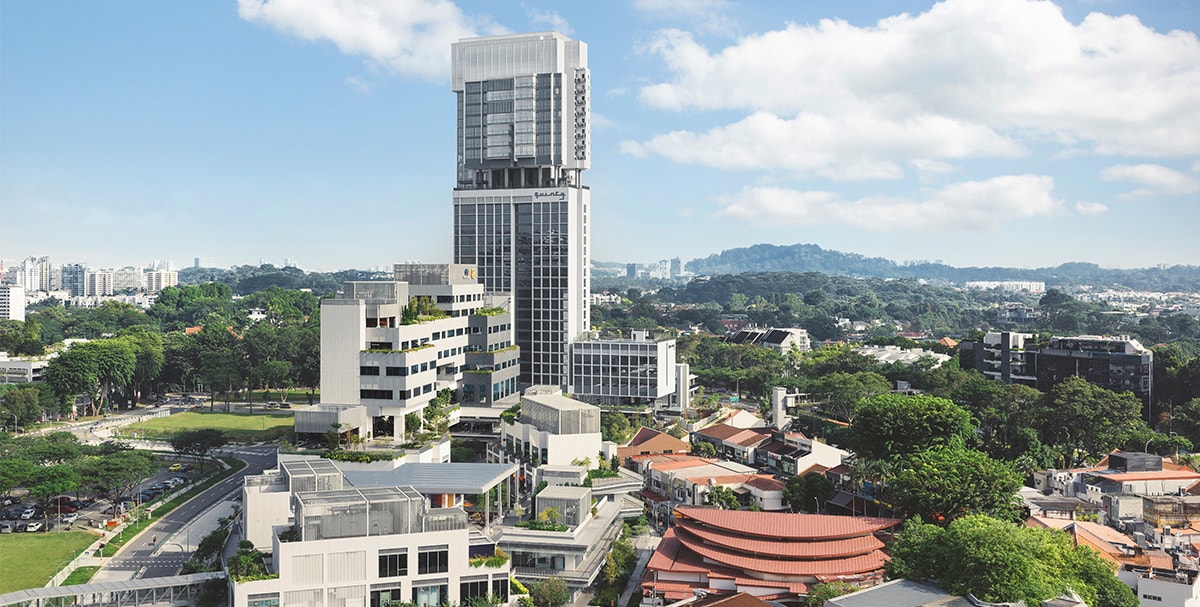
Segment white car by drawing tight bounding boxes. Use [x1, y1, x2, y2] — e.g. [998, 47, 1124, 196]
[24, 520, 44, 532]
[19, 507, 36, 520]
[59, 512, 79, 524]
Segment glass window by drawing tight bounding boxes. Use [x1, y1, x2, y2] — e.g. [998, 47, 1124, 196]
[413, 584, 448, 607]
[379, 551, 408, 577]
[417, 548, 448, 574]
[371, 588, 404, 607]
[360, 366, 380, 376]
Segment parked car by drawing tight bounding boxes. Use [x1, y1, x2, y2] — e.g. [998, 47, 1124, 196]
[170, 476, 187, 486]
[24, 520, 44, 532]
[0, 521, 14, 533]
[279, 403, 292, 409]
[19, 506, 37, 520]
[2, 496, 21, 506]
[59, 512, 79, 524]
[168, 463, 183, 472]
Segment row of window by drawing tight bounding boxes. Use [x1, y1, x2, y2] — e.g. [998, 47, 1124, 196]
[359, 383, 434, 401]
[378, 547, 448, 578]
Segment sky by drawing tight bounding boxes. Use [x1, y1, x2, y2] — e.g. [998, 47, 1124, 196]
[2, 0, 1199, 272]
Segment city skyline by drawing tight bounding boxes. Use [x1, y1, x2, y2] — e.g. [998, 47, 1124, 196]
[3, 0, 1199, 271]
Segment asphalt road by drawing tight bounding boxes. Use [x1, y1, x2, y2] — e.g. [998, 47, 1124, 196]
[102, 445, 278, 579]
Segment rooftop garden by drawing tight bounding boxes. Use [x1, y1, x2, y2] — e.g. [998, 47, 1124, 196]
[475, 306, 507, 316]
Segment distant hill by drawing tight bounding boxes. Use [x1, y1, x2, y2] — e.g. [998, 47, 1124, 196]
[683, 243, 1200, 291]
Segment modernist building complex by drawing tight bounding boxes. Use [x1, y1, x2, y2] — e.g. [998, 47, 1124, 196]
[312, 264, 518, 439]
[451, 32, 591, 389]
[500, 387, 601, 467]
[237, 457, 517, 607]
[960, 332, 1153, 401]
[568, 330, 690, 413]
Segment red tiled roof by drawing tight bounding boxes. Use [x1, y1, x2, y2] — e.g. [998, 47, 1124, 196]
[728, 429, 772, 447]
[639, 489, 669, 503]
[675, 518, 883, 558]
[677, 530, 888, 576]
[743, 476, 785, 491]
[1089, 470, 1200, 482]
[643, 455, 721, 471]
[697, 424, 745, 441]
[675, 506, 900, 540]
[628, 427, 665, 447]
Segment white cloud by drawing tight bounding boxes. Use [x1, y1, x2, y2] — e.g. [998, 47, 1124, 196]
[526, 8, 572, 35]
[716, 174, 1063, 230]
[1075, 201, 1108, 216]
[237, 0, 493, 82]
[630, 0, 734, 35]
[621, 110, 1021, 180]
[1192, 160, 1200, 172]
[627, 0, 1200, 177]
[1100, 163, 1200, 197]
[344, 75, 372, 93]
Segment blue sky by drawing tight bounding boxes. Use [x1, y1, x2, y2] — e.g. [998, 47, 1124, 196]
[2, 0, 1198, 271]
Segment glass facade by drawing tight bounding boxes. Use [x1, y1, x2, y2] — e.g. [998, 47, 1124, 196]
[452, 32, 590, 389]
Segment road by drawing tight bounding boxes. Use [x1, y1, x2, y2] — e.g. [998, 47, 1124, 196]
[97, 445, 278, 580]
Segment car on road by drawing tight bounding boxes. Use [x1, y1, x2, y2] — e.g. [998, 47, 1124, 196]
[59, 512, 79, 524]
[279, 403, 292, 409]
[169, 463, 183, 472]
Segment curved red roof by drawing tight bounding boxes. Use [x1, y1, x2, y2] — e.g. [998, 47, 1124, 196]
[675, 518, 883, 559]
[674, 506, 900, 540]
[674, 527, 889, 576]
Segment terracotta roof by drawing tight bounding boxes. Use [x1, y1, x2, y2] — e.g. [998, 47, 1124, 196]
[638, 489, 668, 503]
[692, 592, 776, 607]
[628, 427, 666, 447]
[697, 424, 745, 441]
[675, 518, 883, 558]
[743, 476, 785, 491]
[675, 506, 900, 540]
[1090, 469, 1200, 482]
[677, 530, 889, 576]
[649, 456, 722, 471]
[728, 429, 772, 447]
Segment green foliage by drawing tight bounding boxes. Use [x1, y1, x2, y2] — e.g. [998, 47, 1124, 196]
[169, 429, 227, 470]
[805, 581, 859, 607]
[469, 547, 510, 568]
[529, 577, 571, 607]
[601, 412, 633, 443]
[889, 447, 1024, 524]
[1041, 376, 1146, 467]
[692, 441, 717, 458]
[500, 404, 521, 425]
[323, 449, 398, 462]
[887, 515, 1137, 607]
[705, 485, 741, 510]
[784, 473, 835, 513]
[510, 577, 529, 595]
[848, 394, 975, 461]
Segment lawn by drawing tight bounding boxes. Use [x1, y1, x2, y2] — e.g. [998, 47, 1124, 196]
[0, 531, 100, 594]
[117, 411, 294, 443]
[61, 565, 100, 586]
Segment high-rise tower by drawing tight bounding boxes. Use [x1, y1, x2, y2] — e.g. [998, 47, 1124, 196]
[451, 32, 590, 388]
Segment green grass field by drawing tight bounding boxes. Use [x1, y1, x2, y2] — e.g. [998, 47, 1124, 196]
[0, 531, 100, 593]
[118, 411, 294, 443]
[61, 565, 100, 586]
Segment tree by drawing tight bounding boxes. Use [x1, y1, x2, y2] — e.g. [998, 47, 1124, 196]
[0, 458, 35, 496]
[692, 441, 717, 458]
[29, 464, 81, 502]
[80, 449, 161, 506]
[81, 339, 137, 411]
[1040, 377, 1146, 467]
[601, 412, 633, 443]
[784, 472, 835, 513]
[888, 515, 1137, 607]
[170, 429, 227, 471]
[889, 447, 1023, 524]
[805, 581, 858, 607]
[43, 344, 97, 416]
[808, 372, 891, 421]
[706, 485, 740, 510]
[848, 394, 975, 461]
[116, 326, 164, 403]
[528, 577, 571, 607]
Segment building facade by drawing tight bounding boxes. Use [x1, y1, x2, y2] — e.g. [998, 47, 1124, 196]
[568, 331, 680, 410]
[60, 263, 86, 298]
[318, 265, 518, 439]
[501, 388, 601, 467]
[960, 332, 1153, 401]
[0, 284, 25, 322]
[451, 31, 591, 389]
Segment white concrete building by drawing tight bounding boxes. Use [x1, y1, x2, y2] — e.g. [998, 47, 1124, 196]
[145, 269, 178, 293]
[84, 269, 114, 297]
[0, 351, 47, 384]
[111, 267, 147, 293]
[451, 31, 591, 389]
[0, 284, 25, 321]
[501, 387, 601, 467]
[237, 457, 518, 607]
[568, 330, 682, 411]
[318, 265, 520, 440]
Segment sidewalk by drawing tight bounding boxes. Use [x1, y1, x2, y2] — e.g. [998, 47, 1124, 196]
[617, 533, 661, 607]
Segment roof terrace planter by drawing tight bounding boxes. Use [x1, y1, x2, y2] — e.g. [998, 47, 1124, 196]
[476, 307, 508, 316]
[362, 343, 436, 354]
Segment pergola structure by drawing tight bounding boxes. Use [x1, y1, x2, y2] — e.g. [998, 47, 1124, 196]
[0, 572, 225, 607]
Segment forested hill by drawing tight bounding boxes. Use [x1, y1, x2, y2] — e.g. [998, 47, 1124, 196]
[684, 243, 1200, 291]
